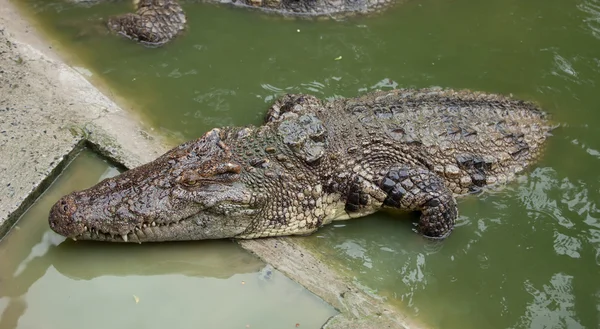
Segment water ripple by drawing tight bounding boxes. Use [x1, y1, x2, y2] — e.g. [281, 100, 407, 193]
[335, 240, 373, 269]
[301, 81, 326, 94]
[516, 163, 600, 266]
[167, 68, 197, 78]
[517, 167, 574, 228]
[553, 232, 582, 258]
[512, 273, 584, 329]
[553, 54, 578, 78]
[260, 83, 284, 94]
[398, 253, 427, 310]
[578, 0, 600, 40]
[539, 48, 598, 88]
[189, 88, 238, 126]
[589, 229, 600, 265]
[572, 139, 600, 160]
[369, 78, 399, 90]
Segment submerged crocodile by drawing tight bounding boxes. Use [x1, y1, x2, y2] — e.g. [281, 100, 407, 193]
[107, 0, 187, 47]
[106, 0, 397, 46]
[48, 88, 553, 243]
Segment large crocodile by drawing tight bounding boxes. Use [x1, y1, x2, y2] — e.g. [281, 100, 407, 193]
[48, 88, 553, 243]
[106, 0, 397, 46]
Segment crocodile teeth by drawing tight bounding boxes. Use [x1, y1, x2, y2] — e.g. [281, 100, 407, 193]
[122, 234, 128, 242]
[72, 237, 77, 241]
[84, 226, 88, 231]
[151, 222, 156, 227]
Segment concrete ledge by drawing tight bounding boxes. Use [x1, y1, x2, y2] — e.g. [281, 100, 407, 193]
[0, 1, 424, 328]
[0, 0, 170, 231]
[240, 238, 417, 329]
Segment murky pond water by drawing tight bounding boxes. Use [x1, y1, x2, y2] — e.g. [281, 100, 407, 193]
[0, 150, 336, 329]
[11, 0, 600, 327]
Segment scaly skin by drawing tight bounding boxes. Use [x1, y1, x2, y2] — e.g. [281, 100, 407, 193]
[48, 88, 553, 243]
[105, 0, 397, 47]
[222, 0, 397, 17]
[107, 0, 187, 47]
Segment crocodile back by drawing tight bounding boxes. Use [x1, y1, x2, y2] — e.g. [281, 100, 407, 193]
[326, 88, 553, 194]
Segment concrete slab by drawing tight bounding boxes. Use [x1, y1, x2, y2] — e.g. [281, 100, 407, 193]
[0, 1, 170, 237]
[0, 1, 426, 328]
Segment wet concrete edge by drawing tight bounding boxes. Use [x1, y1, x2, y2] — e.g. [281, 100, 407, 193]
[0, 1, 426, 328]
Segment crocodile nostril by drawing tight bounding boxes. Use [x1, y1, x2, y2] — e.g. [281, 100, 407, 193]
[53, 196, 77, 217]
[48, 195, 82, 237]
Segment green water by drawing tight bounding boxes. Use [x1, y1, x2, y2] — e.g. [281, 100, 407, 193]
[13, 0, 600, 327]
[0, 150, 336, 329]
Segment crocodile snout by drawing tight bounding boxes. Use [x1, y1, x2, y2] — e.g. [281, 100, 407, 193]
[49, 195, 84, 238]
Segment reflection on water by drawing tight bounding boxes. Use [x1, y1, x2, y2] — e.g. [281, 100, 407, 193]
[514, 273, 583, 329]
[578, 0, 600, 40]
[0, 150, 336, 329]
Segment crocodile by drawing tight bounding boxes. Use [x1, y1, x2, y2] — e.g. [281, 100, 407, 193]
[220, 0, 397, 17]
[48, 88, 553, 243]
[105, 0, 397, 46]
[107, 0, 187, 47]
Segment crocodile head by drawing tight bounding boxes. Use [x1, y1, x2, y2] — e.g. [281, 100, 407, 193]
[48, 129, 262, 243]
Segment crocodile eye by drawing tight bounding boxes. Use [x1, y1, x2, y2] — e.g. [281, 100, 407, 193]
[183, 180, 199, 187]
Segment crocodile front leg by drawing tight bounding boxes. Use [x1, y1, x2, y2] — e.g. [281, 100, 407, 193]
[379, 165, 458, 239]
